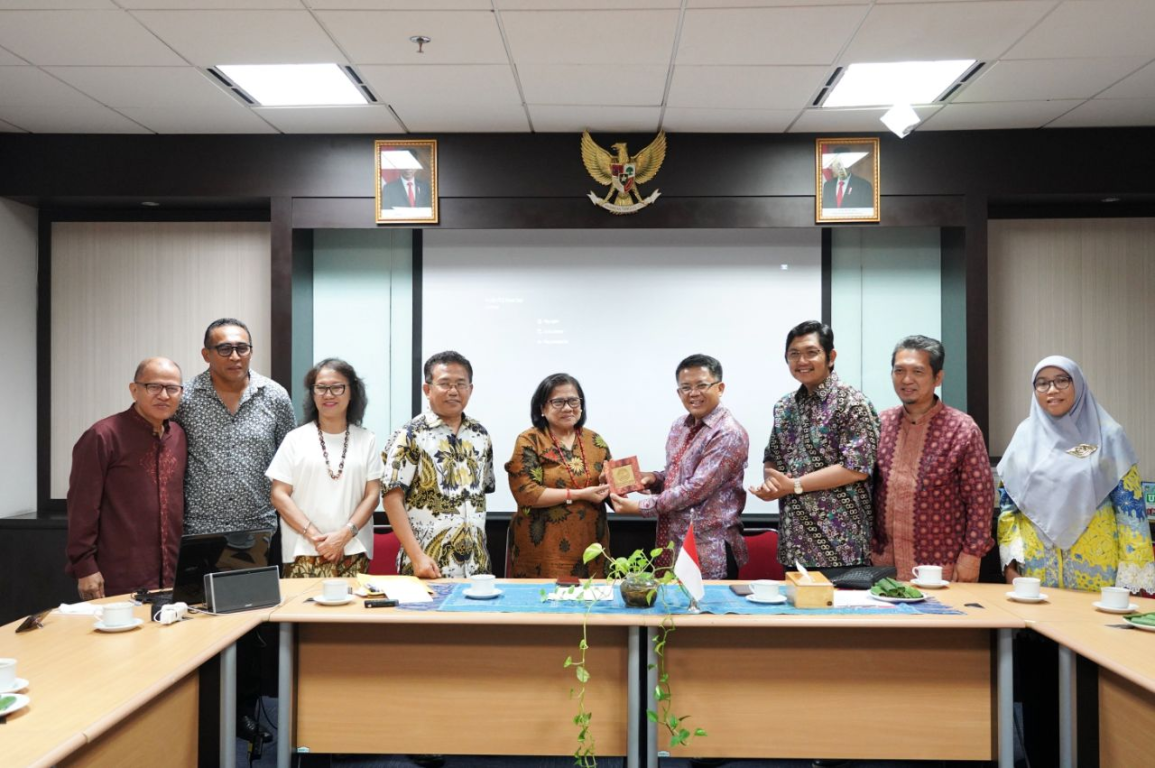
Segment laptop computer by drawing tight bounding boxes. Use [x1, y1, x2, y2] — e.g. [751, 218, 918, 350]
[153, 528, 276, 606]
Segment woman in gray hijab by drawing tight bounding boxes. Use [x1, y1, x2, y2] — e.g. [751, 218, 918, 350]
[997, 355, 1153, 593]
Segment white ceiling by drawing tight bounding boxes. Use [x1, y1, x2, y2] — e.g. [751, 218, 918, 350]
[0, 0, 1153, 134]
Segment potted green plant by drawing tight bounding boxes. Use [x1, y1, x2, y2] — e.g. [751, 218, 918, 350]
[560, 542, 706, 766]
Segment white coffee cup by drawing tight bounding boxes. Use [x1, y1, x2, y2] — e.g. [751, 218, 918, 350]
[470, 574, 496, 595]
[1101, 586, 1131, 610]
[749, 580, 780, 599]
[101, 601, 135, 628]
[322, 579, 349, 602]
[1013, 577, 1041, 599]
[0, 658, 16, 690]
[912, 565, 943, 584]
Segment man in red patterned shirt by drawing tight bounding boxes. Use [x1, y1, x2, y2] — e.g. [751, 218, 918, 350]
[872, 336, 994, 582]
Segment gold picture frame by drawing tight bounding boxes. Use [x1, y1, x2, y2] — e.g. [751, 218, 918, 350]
[375, 139, 438, 225]
[815, 138, 880, 224]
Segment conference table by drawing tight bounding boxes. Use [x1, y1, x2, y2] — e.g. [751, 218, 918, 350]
[270, 579, 1026, 768]
[963, 582, 1155, 768]
[0, 578, 319, 768]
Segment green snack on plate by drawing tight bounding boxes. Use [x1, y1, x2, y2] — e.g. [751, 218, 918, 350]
[0, 695, 15, 710]
[1126, 612, 1155, 627]
[870, 577, 922, 599]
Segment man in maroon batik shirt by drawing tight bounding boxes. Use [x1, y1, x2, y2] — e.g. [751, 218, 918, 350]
[66, 358, 187, 600]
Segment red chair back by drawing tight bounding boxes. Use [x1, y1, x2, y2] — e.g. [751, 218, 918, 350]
[369, 530, 401, 575]
[737, 530, 786, 580]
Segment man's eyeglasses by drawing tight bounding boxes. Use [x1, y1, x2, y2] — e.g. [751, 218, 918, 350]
[787, 349, 824, 363]
[432, 381, 471, 393]
[677, 381, 721, 396]
[135, 382, 183, 397]
[1034, 376, 1073, 393]
[313, 384, 347, 397]
[548, 397, 582, 410]
[212, 343, 253, 358]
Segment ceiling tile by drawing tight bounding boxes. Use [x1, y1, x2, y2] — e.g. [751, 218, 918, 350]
[0, 47, 27, 65]
[689, 0, 867, 6]
[395, 102, 530, 131]
[0, 66, 105, 107]
[919, 100, 1079, 131]
[668, 65, 827, 110]
[519, 64, 667, 106]
[118, 102, 277, 132]
[0, 1, 118, 8]
[1006, 0, 1155, 60]
[1047, 97, 1155, 128]
[117, 1, 304, 8]
[662, 106, 797, 133]
[318, 10, 508, 64]
[360, 64, 521, 106]
[789, 104, 939, 133]
[254, 104, 404, 132]
[133, 10, 346, 66]
[497, 1, 678, 7]
[677, 6, 868, 66]
[501, 10, 679, 65]
[0, 11, 186, 65]
[957, 58, 1149, 103]
[528, 104, 660, 132]
[44, 66, 239, 108]
[0, 103, 150, 133]
[1100, 61, 1155, 99]
[0, 117, 26, 132]
[841, 1, 1055, 63]
[306, 1, 491, 7]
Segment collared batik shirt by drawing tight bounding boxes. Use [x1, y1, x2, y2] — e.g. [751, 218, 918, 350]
[765, 372, 880, 568]
[639, 405, 750, 579]
[872, 399, 994, 581]
[175, 369, 296, 535]
[382, 411, 496, 577]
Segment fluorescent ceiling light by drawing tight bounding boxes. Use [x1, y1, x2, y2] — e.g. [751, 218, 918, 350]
[824, 60, 973, 108]
[217, 64, 365, 107]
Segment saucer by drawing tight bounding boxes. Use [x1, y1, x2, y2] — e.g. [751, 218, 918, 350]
[0, 693, 29, 717]
[1006, 591, 1048, 603]
[871, 592, 926, 603]
[463, 588, 502, 600]
[746, 594, 787, 605]
[1093, 600, 1138, 614]
[94, 618, 144, 633]
[0, 678, 29, 694]
[313, 595, 354, 606]
[911, 579, 949, 589]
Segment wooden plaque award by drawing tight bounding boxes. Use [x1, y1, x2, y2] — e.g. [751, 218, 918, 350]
[605, 456, 644, 495]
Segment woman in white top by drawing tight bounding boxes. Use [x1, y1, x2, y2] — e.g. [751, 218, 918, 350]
[267, 358, 383, 577]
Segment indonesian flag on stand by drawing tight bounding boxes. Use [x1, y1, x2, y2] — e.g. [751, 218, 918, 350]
[674, 522, 705, 603]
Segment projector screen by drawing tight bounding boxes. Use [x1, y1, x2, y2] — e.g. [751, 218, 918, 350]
[423, 229, 822, 513]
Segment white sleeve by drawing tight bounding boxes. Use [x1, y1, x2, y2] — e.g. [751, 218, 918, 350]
[265, 430, 297, 485]
[365, 431, 384, 481]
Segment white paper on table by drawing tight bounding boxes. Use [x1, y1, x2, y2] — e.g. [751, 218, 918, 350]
[56, 602, 102, 615]
[833, 591, 899, 608]
[546, 585, 614, 602]
[355, 574, 433, 603]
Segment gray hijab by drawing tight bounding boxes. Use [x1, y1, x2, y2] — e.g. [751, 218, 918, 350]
[997, 356, 1137, 549]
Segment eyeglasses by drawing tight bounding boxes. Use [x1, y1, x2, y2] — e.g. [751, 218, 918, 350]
[1034, 376, 1073, 393]
[677, 381, 721, 396]
[787, 349, 824, 363]
[432, 381, 471, 392]
[313, 384, 347, 396]
[135, 382, 183, 397]
[548, 397, 582, 409]
[212, 343, 252, 358]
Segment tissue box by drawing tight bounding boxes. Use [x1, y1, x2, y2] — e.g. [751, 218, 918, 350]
[784, 571, 834, 608]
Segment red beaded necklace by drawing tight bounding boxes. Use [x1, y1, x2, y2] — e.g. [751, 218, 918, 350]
[547, 428, 589, 489]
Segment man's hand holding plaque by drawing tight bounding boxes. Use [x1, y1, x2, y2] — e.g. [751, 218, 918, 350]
[605, 456, 644, 495]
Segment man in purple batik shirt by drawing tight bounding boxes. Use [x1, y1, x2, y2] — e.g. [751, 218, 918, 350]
[611, 354, 749, 580]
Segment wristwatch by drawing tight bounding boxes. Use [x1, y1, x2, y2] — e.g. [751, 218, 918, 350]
[345, 522, 359, 535]
[793, 478, 804, 495]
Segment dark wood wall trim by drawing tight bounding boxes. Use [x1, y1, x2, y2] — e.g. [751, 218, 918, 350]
[270, 197, 293, 390]
[964, 195, 990, 440]
[36, 215, 54, 512]
[411, 229, 423, 418]
[820, 228, 832, 326]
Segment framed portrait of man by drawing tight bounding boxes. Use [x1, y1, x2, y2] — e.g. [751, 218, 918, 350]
[815, 138, 879, 224]
[375, 139, 438, 225]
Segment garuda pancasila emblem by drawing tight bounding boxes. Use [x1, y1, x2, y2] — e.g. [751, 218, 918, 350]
[581, 130, 667, 215]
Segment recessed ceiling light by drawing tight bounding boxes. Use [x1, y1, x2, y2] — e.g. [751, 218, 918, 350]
[217, 64, 366, 107]
[142, 201, 160, 207]
[1102, 197, 1121, 203]
[824, 60, 974, 108]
